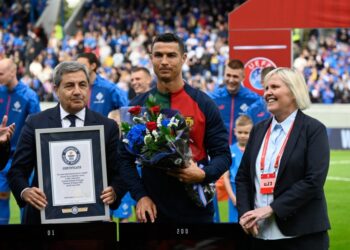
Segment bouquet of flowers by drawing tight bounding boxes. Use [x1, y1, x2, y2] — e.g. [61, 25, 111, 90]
[121, 95, 215, 207]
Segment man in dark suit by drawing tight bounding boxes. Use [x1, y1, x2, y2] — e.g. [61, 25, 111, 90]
[8, 61, 126, 224]
[0, 115, 15, 170]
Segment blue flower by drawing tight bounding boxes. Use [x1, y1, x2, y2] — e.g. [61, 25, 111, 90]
[126, 124, 146, 153]
[161, 118, 170, 127]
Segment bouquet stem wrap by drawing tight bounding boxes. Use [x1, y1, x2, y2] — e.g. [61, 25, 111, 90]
[184, 164, 215, 207]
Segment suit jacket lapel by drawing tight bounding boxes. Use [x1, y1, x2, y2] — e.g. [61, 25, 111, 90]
[250, 118, 272, 184]
[84, 108, 99, 126]
[276, 110, 304, 182]
[48, 104, 63, 128]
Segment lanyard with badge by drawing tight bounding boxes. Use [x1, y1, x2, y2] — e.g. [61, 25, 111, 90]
[259, 122, 294, 194]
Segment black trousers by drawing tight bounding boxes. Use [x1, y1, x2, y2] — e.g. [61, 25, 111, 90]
[250, 231, 329, 250]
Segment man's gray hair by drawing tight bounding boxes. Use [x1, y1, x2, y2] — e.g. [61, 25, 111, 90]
[52, 61, 89, 86]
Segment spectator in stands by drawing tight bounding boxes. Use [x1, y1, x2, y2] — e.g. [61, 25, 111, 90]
[322, 86, 335, 104]
[0, 58, 40, 224]
[296, 28, 350, 104]
[2, 1, 350, 105]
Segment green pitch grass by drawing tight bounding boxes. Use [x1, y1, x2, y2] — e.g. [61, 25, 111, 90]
[325, 150, 350, 250]
[9, 194, 20, 224]
[8, 150, 350, 249]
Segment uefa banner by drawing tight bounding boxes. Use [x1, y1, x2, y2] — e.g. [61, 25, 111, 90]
[229, 29, 292, 96]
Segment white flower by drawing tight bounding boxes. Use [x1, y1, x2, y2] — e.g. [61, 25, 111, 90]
[168, 116, 179, 127]
[152, 130, 159, 141]
[122, 138, 129, 144]
[157, 113, 163, 127]
[144, 134, 153, 145]
[143, 112, 148, 120]
[133, 116, 144, 123]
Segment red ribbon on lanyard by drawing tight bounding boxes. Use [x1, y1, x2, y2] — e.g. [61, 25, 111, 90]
[260, 121, 295, 172]
[259, 121, 294, 194]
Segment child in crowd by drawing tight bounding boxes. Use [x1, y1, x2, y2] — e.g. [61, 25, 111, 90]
[223, 115, 253, 222]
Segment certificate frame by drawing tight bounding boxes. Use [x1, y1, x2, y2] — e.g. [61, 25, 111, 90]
[35, 126, 110, 224]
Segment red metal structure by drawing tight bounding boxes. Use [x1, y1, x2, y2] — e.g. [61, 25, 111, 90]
[228, 0, 350, 94]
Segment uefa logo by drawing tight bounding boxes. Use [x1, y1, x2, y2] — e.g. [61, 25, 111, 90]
[62, 146, 81, 165]
[244, 57, 277, 95]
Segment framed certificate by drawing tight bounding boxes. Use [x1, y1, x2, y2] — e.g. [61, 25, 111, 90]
[35, 126, 110, 224]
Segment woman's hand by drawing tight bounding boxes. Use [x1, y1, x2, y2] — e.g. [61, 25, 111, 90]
[239, 206, 273, 234]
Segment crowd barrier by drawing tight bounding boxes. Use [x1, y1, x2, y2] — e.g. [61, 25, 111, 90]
[304, 104, 350, 150]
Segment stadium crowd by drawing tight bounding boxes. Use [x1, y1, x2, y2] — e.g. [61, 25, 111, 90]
[1, 0, 350, 103]
[293, 28, 350, 103]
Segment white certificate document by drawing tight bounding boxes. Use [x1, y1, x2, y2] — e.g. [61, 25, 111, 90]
[49, 139, 96, 206]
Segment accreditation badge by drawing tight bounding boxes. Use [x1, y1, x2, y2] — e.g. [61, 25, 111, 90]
[260, 172, 276, 194]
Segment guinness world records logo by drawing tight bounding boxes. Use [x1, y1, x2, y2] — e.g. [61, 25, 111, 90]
[244, 57, 277, 96]
[62, 146, 81, 165]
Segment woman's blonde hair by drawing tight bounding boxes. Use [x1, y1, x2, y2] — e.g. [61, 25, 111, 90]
[264, 67, 311, 110]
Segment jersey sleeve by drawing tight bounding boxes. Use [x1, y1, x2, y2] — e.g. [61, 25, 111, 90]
[28, 91, 41, 114]
[112, 86, 129, 108]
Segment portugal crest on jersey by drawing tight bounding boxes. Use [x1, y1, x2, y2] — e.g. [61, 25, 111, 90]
[185, 116, 194, 129]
